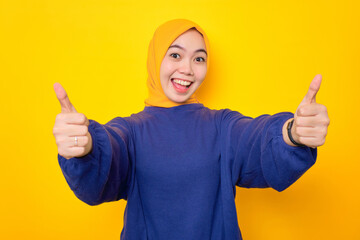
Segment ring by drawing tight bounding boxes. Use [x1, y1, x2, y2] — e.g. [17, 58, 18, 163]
[74, 136, 78, 146]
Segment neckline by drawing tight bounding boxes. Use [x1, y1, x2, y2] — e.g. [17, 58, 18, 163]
[143, 103, 205, 112]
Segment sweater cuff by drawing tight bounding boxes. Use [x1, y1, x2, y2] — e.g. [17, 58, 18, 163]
[261, 112, 317, 192]
[57, 119, 110, 191]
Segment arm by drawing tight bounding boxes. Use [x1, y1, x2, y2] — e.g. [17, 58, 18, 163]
[233, 74, 329, 191]
[58, 118, 132, 205]
[53, 83, 132, 205]
[224, 111, 317, 192]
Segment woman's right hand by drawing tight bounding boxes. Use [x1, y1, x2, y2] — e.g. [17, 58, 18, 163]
[53, 83, 93, 159]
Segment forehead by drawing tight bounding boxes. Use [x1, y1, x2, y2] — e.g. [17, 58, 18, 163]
[170, 29, 206, 51]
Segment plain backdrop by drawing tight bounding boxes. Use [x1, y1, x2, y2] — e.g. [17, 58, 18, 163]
[0, 0, 359, 239]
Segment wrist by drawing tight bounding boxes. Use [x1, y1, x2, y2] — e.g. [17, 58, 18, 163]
[282, 118, 304, 147]
[282, 118, 305, 147]
[288, 119, 306, 147]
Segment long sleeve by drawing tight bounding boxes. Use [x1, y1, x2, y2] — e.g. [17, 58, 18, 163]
[223, 110, 317, 192]
[58, 118, 133, 205]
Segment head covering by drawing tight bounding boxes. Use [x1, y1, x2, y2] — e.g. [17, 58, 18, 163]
[144, 19, 210, 108]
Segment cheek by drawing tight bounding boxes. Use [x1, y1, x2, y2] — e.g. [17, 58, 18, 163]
[194, 66, 207, 83]
[161, 61, 175, 77]
[160, 62, 172, 87]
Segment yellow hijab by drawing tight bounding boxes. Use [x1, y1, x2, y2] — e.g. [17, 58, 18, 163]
[144, 19, 210, 108]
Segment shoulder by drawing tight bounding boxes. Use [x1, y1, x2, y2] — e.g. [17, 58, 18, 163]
[204, 107, 250, 124]
[102, 110, 149, 134]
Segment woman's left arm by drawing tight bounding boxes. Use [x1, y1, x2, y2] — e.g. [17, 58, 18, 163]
[230, 75, 329, 192]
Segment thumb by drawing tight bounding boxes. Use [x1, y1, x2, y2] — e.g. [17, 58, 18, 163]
[300, 74, 322, 105]
[53, 83, 77, 113]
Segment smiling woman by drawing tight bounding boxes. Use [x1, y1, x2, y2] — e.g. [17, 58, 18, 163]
[159, 28, 208, 103]
[53, 19, 329, 240]
[143, 20, 210, 108]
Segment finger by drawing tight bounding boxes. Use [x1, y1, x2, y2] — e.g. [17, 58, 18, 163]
[53, 125, 88, 137]
[301, 74, 322, 105]
[297, 104, 326, 117]
[294, 116, 317, 127]
[68, 136, 89, 148]
[55, 113, 88, 125]
[53, 82, 77, 113]
[295, 114, 330, 128]
[60, 147, 87, 159]
[55, 135, 89, 148]
[298, 136, 325, 148]
[295, 126, 322, 138]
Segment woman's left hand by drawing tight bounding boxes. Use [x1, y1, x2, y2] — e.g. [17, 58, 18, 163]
[283, 74, 330, 148]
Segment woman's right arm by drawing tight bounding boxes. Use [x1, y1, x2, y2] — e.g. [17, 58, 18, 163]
[53, 83, 131, 205]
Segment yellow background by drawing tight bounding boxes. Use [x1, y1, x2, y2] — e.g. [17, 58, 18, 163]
[1, 0, 359, 239]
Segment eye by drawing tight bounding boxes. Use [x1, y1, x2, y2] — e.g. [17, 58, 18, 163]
[170, 53, 180, 59]
[195, 57, 206, 62]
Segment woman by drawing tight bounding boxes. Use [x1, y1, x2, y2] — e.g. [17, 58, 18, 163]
[53, 19, 329, 239]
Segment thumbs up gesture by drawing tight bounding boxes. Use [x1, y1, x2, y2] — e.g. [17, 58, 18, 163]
[283, 74, 330, 148]
[53, 83, 93, 159]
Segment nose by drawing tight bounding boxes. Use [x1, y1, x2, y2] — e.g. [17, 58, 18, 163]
[178, 60, 194, 76]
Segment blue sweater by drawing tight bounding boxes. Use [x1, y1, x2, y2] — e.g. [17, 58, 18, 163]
[58, 103, 317, 239]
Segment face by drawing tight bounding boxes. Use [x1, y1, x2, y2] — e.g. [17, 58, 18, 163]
[160, 29, 207, 103]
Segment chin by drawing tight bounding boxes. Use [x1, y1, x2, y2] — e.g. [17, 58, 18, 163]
[169, 97, 190, 103]
[167, 93, 191, 104]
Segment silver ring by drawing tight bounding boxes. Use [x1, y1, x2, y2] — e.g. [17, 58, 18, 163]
[74, 136, 78, 146]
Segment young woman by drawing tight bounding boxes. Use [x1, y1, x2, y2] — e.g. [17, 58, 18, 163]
[53, 19, 329, 240]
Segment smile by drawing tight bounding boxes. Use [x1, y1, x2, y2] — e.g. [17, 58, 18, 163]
[173, 79, 192, 86]
[171, 78, 193, 93]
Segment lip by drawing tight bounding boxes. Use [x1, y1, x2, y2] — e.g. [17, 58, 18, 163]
[171, 78, 193, 94]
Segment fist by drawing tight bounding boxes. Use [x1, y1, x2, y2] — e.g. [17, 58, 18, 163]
[291, 74, 330, 148]
[53, 83, 93, 159]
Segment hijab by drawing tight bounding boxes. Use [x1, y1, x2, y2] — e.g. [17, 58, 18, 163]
[144, 19, 210, 108]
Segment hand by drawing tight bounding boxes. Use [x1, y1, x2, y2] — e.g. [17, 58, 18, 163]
[52, 83, 93, 159]
[283, 74, 330, 148]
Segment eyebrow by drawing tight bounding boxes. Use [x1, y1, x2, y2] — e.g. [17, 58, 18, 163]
[168, 44, 207, 56]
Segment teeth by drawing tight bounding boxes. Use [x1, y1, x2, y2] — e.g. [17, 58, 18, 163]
[173, 79, 191, 86]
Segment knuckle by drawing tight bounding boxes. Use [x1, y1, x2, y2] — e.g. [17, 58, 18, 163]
[52, 127, 58, 136]
[326, 117, 330, 126]
[320, 104, 327, 112]
[56, 137, 62, 145]
[298, 107, 305, 116]
[55, 136, 63, 145]
[55, 114, 63, 122]
[317, 138, 325, 146]
[320, 128, 327, 136]
[58, 149, 68, 158]
[78, 113, 87, 123]
[321, 119, 329, 126]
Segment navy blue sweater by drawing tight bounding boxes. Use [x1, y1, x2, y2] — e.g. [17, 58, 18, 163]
[58, 103, 317, 239]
